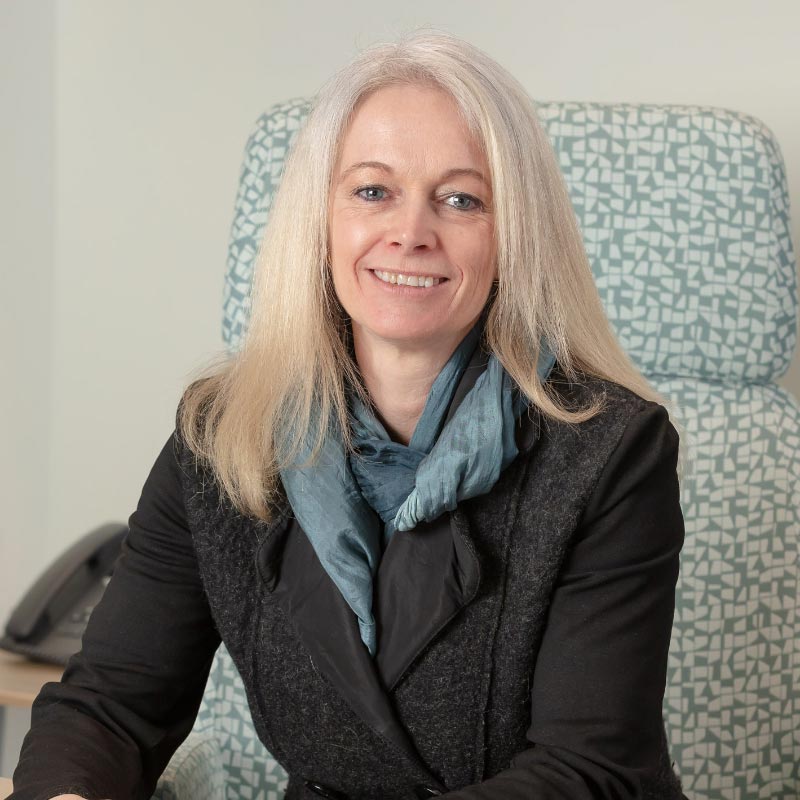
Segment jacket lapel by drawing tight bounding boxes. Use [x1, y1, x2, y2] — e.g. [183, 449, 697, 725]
[255, 515, 426, 767]
[374, 510, 481, 691]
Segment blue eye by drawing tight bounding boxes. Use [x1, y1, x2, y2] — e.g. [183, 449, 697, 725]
[354, 186, 386, 201]
[446, 193, 482, 211]
[351, 185, 484, 211]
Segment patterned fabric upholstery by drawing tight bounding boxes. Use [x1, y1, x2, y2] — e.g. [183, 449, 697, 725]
[151, 730, 225, 800]
[657, 379, 800, 798]
[158, 100, 800, 800]
[154, 642, 289, 800]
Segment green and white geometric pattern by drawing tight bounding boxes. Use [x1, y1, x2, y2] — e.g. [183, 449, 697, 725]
[655, 379, 799, 798]
[222, 99, 309, 354]
[155, 643, 289, 800]
[158, 99, 799, 800]
[539, 102, 797, 383]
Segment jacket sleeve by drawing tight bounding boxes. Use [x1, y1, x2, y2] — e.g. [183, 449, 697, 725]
[443, 402, 685, 800]
[10, 433, 222, 800]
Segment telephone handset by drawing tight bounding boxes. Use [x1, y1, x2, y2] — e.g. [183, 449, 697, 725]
[1, 523, 128, 665]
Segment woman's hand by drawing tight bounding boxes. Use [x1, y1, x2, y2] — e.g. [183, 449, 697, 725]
[46, 794, 110, 800]
[49, 795, 110, 800]
[48, 795, 97, 799]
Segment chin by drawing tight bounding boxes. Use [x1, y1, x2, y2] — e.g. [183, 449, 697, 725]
[369, 323, 458, 350]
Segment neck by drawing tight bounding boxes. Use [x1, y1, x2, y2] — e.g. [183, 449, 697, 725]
[352, 326, 469, 446]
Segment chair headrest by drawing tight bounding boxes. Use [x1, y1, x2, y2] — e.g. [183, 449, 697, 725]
[223, 99, 798, 384]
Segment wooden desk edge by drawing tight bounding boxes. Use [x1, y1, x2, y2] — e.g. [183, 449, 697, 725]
[0, 650, 63, 707]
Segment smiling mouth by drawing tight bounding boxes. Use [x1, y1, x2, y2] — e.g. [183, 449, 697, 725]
[370, 269, 447, 288]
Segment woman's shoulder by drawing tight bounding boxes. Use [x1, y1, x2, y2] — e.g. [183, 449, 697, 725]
[547, 363, 661, 417]
[517, 367, 682, 536]
[527, 364, 680, 488]
[540, 364, 673, 443]
[169, 413, 289, 536]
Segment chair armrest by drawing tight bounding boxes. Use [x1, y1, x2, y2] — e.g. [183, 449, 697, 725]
[150, 731, 225, 800]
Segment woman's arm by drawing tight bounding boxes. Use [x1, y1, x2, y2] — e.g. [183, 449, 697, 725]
[9, 433, 222, 800]
[444, 402, 685, 799]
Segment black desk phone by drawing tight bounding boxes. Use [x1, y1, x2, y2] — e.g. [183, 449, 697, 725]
[1, 523, 128, 665]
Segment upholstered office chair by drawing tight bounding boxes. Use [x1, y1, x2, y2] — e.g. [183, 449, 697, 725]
[153, 100, 800, 800]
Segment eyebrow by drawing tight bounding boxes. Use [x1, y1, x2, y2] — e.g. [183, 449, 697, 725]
[338, 160, 490, 188]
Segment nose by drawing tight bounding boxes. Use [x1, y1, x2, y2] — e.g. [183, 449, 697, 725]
[385, 195, 437, 253]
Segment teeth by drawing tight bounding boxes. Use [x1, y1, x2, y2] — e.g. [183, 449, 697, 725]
[374, 270, 441, 287]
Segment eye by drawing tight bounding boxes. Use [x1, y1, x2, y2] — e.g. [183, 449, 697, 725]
[445, 193, 483, 211]
[353, 185, 387, 201]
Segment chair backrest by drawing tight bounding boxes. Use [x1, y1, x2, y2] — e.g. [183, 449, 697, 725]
[195, 99, 800, 800]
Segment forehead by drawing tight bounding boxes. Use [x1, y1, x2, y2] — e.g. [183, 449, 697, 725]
[336, 84, 488, 175]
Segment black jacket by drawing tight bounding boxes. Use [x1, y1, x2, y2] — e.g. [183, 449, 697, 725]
[11, 369, 685, 800]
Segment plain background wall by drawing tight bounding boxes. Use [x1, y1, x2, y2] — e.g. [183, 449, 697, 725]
[1, 1, 55, 643]
[1, 2, 799, 765]
[0, 0, 55, 773]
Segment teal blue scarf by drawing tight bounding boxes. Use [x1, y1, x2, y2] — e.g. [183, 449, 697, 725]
[280, 322, 555, 655]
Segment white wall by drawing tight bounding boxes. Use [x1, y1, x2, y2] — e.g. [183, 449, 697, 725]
[3, 0, 800, 621]
[0, 0, 55, 626]
[0, 0, 55, 773]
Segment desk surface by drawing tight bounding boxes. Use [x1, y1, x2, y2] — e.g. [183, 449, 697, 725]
[0, 650, 63, 707]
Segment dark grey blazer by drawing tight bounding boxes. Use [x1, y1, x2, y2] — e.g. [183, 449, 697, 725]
[12, 367, 685, 800]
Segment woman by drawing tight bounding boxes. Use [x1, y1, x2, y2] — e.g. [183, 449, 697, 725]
[12, 30, 685, 800]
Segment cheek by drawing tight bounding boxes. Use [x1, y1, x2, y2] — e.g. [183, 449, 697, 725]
[331, 207, 373, 251]
[329, 215, 353, 291]
[329, 225, 377, 319]
[467, 230, 496, 289]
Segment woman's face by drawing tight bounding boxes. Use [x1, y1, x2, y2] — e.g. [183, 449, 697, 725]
[328, 84, 495, 354]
